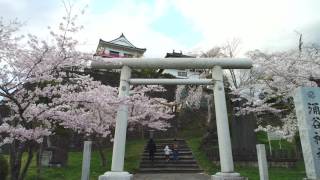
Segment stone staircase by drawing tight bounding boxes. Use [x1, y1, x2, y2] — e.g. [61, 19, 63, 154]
[139, 139, 203, 173]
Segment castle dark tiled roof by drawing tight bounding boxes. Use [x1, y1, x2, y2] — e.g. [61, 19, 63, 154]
[165, 50, 195, 58]
[98, 33, 146, 53]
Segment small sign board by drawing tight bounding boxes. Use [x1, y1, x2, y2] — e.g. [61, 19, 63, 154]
[294, 87, 320, 179]
[267, 131, 283, 153]
[267, 131, 283, 141]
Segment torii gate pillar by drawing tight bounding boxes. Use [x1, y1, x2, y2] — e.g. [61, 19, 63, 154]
[99, 66, 133, 180]
[93, 58, 251, 180]
[211, 66, 244, 180]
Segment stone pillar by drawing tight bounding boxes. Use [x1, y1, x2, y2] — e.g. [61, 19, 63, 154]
[211, 66, 245, 180]
[99, 66, 132, 180]
[256, 144, 269, 180]
[81, 141, 92, 180]
[294, 87, 320, 180]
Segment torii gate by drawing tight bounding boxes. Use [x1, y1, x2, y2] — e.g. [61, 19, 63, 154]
[90, 58, 252, 180]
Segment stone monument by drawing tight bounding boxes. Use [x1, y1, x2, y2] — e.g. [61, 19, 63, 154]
[231, 113, 257, 157]
[294, 87, 320, 180]
[40, 151, 52, 166]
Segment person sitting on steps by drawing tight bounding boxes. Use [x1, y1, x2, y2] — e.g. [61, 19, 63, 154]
[147, 138, 156, 162]
[172, 141, 179, 161]
[163, 145, 172, 162]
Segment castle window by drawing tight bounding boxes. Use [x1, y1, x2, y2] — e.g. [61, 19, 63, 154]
[109, 50, 120, 57]
[178, 71, 187, 77]
[124, 53, 133, 58]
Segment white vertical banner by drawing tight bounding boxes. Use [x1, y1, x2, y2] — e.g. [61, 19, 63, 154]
[294, 87, 320, 179]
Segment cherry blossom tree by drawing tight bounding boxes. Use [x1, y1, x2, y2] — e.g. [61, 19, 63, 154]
[0, 6, 173, 179]
[232, 44, 320, 139]
[128, 85, 173, 129]
[175, 85, 203, 110]
[184, 39, 242, 125]
[192, 40, 320, 140]
[200, 38, 241, 89]
[0, 7, 101, 178]
[49, 82, 173, 167]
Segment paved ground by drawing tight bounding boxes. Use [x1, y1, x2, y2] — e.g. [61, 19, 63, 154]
[133, 173, 211, 180]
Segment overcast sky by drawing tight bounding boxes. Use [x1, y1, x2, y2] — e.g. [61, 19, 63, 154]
[1, 0, 320, 57]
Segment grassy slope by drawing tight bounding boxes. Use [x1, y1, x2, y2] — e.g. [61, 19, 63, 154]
[186, 133, 306, 180]
[4, 118, 306, 180]
[175, 110, 306, 179]
[16, 139, 145, 180]
[256, 131, 296, 151]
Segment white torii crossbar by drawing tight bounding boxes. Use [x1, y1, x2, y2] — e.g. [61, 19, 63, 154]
[129, 78, 215, 85]
[90, 57, 252, 69]
[95, 58, 252, 180]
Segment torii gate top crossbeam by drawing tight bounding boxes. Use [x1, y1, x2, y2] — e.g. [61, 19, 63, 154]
[90, 57, 252, 69]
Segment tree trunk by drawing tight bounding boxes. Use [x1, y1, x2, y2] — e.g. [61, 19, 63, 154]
[20, 144, 34, 180]
[139, 124, 144, 139]
[207, 96, 212, 125]
[10, 140, 23, 180]
[96, 140, 107, 167]
[173, 109, 180, 139]
[200, 95, 218, 150]
[229, 69, 238, 88]
[36, 143, 43, 180]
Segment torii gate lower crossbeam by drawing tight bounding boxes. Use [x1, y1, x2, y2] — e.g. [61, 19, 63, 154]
[94, 58, 252, 180]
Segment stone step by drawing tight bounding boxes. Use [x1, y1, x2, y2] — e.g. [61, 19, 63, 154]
[152, 143, 187, 146]
[139, 139, 202, 174]
[142, 152, 193, 155]
[155, 139, 185, 142]
[140, 163, 199, 168]
[139, 167, 203, 173]
[151, 143, 188, 148]
[153, 141, 187, 143]
[140, 159, 198, 164]
[141, 155, 194, 158]
[133, 173, 210, 180]
[152, 146, 188, 149]
[152, 144, 187, 147]
[144, 148, 190, 151]
[141, 157, 194, 161]
[155, 141, 187, 143]
[143, 148, 190, 152]
[143, 151, 191, 154]
[141, 154, 194, 157]
[142, 152, 193, 156]
[149, 147, 189, 150]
